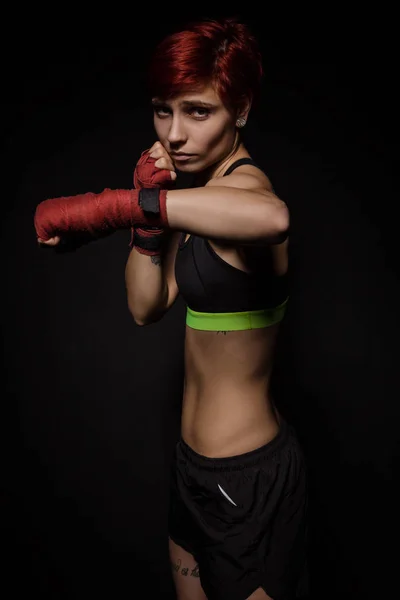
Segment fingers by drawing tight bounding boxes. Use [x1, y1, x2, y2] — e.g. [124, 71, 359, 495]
[148, 140, 165, 154]
[152, 156, 171, 169]
[153, 156, 177, 177]
[38, 236, 61, 246]
[149, 142, 176, 179]
[149, 142, 170, 162]
[149, 144, 170, 162]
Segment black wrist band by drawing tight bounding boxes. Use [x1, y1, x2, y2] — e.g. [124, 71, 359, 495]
[132, 228, 166, 252]
[138, 188, 160, 215]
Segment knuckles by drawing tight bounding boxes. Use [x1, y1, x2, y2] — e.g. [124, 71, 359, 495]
[143, 143, 175, 173]
[155, 157, 169, 168]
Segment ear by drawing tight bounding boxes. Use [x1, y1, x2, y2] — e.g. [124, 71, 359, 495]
[235, 97, 252, 127]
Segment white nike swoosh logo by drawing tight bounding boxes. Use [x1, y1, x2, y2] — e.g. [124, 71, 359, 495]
[217, 484, 237, 506]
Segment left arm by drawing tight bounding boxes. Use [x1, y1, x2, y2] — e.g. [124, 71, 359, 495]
[165, 178, 289, 245]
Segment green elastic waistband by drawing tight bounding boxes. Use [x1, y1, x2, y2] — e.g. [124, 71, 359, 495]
[186, 297, 289, 331]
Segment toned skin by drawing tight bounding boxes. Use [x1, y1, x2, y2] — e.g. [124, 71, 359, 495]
[152, 84, 286, 599]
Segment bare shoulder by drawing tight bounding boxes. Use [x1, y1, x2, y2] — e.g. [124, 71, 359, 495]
[205, 162, 274, 194]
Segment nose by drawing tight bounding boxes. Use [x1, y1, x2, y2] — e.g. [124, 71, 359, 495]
[167, 115, 187, 146]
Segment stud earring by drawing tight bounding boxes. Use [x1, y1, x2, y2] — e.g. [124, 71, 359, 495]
[236, 117, 246, 128]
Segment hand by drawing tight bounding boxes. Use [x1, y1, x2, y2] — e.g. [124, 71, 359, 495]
[147, 141, 177, 182]
[34, 143, 175, 247]
[129, 141, 176, 252]
[133, 141, 176, 190]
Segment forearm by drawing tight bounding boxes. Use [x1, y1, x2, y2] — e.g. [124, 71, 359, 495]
[125, 247, 168, 325]
[165, 186, 289, 243]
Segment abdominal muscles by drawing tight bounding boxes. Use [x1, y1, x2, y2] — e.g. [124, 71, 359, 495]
[181, 323, 282, 457]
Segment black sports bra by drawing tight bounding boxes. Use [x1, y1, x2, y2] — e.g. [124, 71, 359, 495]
[174, 158, 289, 331]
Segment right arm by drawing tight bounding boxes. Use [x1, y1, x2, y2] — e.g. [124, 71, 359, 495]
[125, 230, 181, 325]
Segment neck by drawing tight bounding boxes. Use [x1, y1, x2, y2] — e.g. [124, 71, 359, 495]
[195, 133, 249, 186]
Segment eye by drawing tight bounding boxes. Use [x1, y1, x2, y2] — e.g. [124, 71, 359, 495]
[189, 107, 211, 119]
[153, 104, 171, 118]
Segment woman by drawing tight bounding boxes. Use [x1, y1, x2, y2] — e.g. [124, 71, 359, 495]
[35, 17, 307, 600]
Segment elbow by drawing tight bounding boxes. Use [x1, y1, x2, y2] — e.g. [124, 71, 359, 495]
[275, 200, 290, 232]
[127, 302, 163, 327]
[127, 301, 147, 326]
[263, 202, 290, 242]
[131, 312, 146, 326]
[134, 315, 163, 326]
[276, 211, 290, 242]
[129, 311, 151, 327]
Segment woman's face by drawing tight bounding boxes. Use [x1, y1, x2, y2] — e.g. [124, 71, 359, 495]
[152, 84, 239, 175]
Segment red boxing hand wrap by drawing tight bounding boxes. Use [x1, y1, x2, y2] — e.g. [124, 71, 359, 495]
[131, 226, 168, 256]
[130, 148, 175, 255]
[133, 148, 175, 190]
[34, 187, 169, 242]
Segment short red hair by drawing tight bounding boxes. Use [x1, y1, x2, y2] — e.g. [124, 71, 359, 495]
[147, 17, 263, 113]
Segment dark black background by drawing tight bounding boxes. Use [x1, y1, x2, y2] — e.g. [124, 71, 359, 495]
[2, 10, 399, 599]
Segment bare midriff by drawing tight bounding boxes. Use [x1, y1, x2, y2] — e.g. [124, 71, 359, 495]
[180, 234, 287, 458]
[181, 319, 283, 457]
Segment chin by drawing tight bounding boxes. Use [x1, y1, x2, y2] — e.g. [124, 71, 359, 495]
[175, 163, 203, 174]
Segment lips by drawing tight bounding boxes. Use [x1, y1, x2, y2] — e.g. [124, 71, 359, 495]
[171, 152, 194, 159]
[172, 153, 195, 161]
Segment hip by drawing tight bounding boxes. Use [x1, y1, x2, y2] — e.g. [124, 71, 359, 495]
[181, 381, 282, 458]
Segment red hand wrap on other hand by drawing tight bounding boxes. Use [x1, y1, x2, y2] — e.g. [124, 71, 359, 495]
[34, 188, 169, 242]
[130, 148, 175, 255]
[133, 149, 175, 190]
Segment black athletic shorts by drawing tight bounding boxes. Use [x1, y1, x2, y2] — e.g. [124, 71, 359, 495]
[168, 417, 308, 600]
